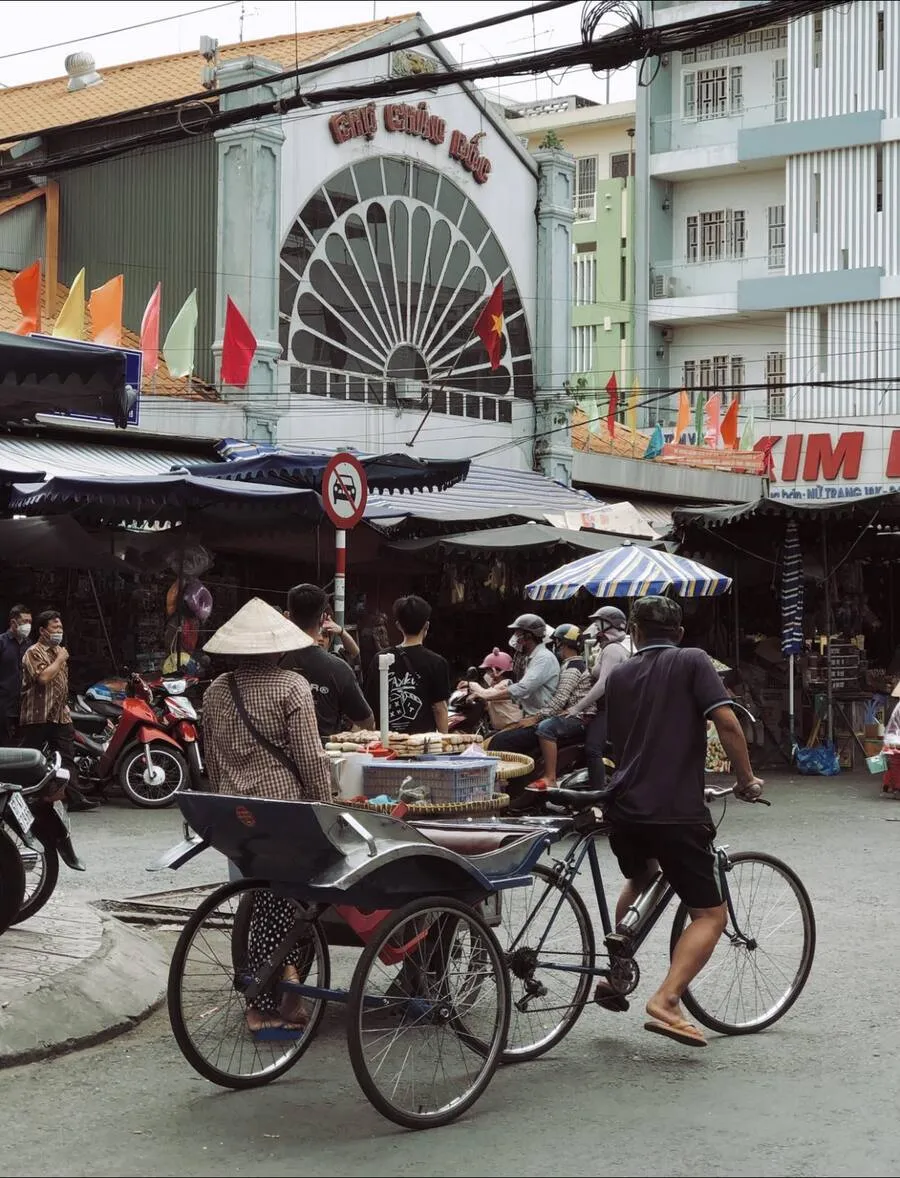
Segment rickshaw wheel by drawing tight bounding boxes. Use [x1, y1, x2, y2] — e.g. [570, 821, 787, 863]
[168, 879, 329, 1089]
[346, 895, 509, 1130]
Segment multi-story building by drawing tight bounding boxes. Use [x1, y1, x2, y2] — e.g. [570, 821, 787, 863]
[507, 96, 637, 404]
[636, 1, 900, 500]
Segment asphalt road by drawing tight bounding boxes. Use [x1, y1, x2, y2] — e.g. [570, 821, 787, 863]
[2, 775, 900, 1178]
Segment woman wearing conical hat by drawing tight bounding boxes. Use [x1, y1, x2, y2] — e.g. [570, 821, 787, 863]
[202, 597, 333, 1038]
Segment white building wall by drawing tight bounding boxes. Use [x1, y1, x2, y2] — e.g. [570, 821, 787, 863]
[790, 2, 895, 121]
[668, 318, 785, 414]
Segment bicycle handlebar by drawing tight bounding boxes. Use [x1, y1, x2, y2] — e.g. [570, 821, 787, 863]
[705, 784, 771, 806]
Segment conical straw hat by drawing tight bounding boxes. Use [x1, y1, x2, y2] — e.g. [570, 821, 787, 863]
[204, 597, 314, 655]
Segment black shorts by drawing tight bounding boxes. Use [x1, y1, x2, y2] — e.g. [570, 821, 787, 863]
[608, 822, 722, 910]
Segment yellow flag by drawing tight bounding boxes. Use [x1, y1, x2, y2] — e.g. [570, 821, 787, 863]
[88, 274, 124, 347]
[51, 268, 85, 340]
[674, 389, 691, 443]
[162, 289, 199, 379]
[626, 375, 640, 433]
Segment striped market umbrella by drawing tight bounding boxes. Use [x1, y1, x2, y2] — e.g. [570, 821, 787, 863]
[780, 520, 804, 657]
[525, 543, 732, 602]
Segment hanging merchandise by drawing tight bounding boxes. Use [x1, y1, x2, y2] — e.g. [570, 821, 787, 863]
[163, 544, 214, 675]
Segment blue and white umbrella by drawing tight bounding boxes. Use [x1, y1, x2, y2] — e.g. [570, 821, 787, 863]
[525, 543, 732, 602]
[780, 520, 804, 657]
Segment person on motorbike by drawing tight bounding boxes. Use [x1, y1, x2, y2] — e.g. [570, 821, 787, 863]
[530, 624, 591, 789]
[477, 648, 522, 732]
[567, 605, 633, 789]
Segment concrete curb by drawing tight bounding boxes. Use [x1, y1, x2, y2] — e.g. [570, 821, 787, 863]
[0, 910, 168, 1068]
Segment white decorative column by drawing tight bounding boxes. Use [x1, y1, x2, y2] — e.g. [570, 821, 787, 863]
[211, 58, 285, 436]
[532, 146, 576, 485]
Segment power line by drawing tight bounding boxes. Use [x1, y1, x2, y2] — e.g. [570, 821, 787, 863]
[0, 2, 241, 64]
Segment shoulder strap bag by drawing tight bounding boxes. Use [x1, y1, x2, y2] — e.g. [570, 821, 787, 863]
[226, 672, 304, 786]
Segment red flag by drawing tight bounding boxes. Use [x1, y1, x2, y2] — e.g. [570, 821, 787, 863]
[220, 297, 258, 388]
[12, 261, 41, 335]
[474, 281, 504, 370]
[720, 396, 740, 449]
[140, 283, 161, 378]
[606, 372, 618, 437]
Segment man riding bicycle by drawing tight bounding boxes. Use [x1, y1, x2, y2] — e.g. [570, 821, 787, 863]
[600, 595, 763, 1048]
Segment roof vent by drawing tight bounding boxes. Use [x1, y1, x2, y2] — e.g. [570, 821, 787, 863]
[65, 51, 103, 92]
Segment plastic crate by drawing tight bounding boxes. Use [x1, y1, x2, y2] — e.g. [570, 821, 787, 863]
[361, 757, 497, 804]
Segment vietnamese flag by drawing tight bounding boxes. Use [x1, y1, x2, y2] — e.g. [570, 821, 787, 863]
[220, 296, 258, 388]
[605, 372, 618, 437]
[140, 282, 162, 379]
[474, 281, 504, 369]
[12, 261, 41, 335]
[721, 395, 741, 449]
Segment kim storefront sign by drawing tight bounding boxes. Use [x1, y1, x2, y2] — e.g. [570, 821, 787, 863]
[756, 422, 900, 502]
[329, 100, 492, 183]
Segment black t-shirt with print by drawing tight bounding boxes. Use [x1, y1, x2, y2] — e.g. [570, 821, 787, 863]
[282, 645, 372, 739]
[364, 644, 452, 734]
[605, 644, 731, 825]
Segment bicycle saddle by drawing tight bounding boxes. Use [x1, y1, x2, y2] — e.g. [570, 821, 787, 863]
[546, 788, 609, 812]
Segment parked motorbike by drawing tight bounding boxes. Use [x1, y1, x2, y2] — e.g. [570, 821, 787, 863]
[0, 748, 83, 929]
[71, 673, 189, 809]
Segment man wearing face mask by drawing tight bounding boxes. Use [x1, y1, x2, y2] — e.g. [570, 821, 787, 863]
[568, 605, 633, 789]
[0, 604, 31, 746]
[19, 609, 98, 812]
[472, 614, 560, 762]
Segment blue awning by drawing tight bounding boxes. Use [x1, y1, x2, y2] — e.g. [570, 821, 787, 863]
[183, 442, 470, 494]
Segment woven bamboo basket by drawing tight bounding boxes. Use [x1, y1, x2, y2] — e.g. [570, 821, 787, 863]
[349, 793, 510, 818]
[486, 750, 535, 781]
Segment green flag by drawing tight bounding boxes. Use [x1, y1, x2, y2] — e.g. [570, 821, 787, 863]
[162, 288, 198, 379]
[693, 393, 704, 446]
[740, 407, 756, 451]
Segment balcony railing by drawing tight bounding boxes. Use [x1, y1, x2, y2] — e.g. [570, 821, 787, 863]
[287, 364, 517, 423]
[574, 193, 596, 221]
[650, 98, 786, 156]
[650, 252, 778, 300]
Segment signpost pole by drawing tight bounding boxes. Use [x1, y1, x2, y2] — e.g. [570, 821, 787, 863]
[334, 528, 347, 630]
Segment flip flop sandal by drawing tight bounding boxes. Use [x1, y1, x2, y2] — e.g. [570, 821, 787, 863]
[248, 1019, 307, 1042]
[644, 1018, 707, 1048]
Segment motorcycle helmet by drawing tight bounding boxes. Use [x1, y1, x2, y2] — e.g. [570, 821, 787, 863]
[588, 605, 628, 636]
[507, 613, 548, 640]
[552, 623, 582, 649]
[480, 647, 513, 673]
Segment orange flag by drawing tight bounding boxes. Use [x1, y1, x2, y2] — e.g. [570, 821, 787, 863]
[674, 388, 690, 443]
[721, 396, 741, 449]
[140, 283, 162, 378]
[12, 261, 41, 335]
[88, 274, 124, 347]
[704, 393, 722, 448]
[474, 281, 504, 369]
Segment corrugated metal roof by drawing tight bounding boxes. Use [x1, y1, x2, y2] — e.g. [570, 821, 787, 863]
[0, 435, 208, 480]
[366, 464, 602, 525]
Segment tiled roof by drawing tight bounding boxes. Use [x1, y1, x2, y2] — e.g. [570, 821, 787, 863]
[0, 269, 216, 400]
[0, 15, 415, 141]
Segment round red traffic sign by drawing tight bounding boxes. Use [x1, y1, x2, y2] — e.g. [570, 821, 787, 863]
[323, 453, 368, 529]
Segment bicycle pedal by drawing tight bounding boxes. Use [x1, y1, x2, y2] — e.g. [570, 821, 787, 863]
[603, 933, 632, 957]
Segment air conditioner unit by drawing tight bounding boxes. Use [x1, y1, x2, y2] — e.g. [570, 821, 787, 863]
[651, 273, 667, 299]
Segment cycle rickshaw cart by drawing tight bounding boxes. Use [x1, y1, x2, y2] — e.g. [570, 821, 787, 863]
[162, 790, 551, 1130]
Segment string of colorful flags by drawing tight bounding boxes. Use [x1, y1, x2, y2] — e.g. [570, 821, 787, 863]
[7, 261, 260, 389]
[601, 371, 758, 460]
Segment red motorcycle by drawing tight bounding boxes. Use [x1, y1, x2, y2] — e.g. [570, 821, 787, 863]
[72, 674, 189, 809]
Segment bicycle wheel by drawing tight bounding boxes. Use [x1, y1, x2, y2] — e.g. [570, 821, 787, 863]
[495, 865, 595, 1063]
[347, 896, 509, 1130]
[669, 851, 815, 1035]
[168, 879, 329, 1089]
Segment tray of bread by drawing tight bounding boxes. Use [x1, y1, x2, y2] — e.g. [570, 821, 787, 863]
[324, 730, 484, 757]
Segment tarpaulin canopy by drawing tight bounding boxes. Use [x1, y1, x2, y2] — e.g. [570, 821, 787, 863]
[9, 473, 322, 527]
[674, 494, 900, 528]
[526, 544, 733, 602]
[389, 523, 664, 556]
[0, 515, 127, 572]
[0, 333, 135, 429]
[183, 444, 470, 495]
[0, 465, 45, 484]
